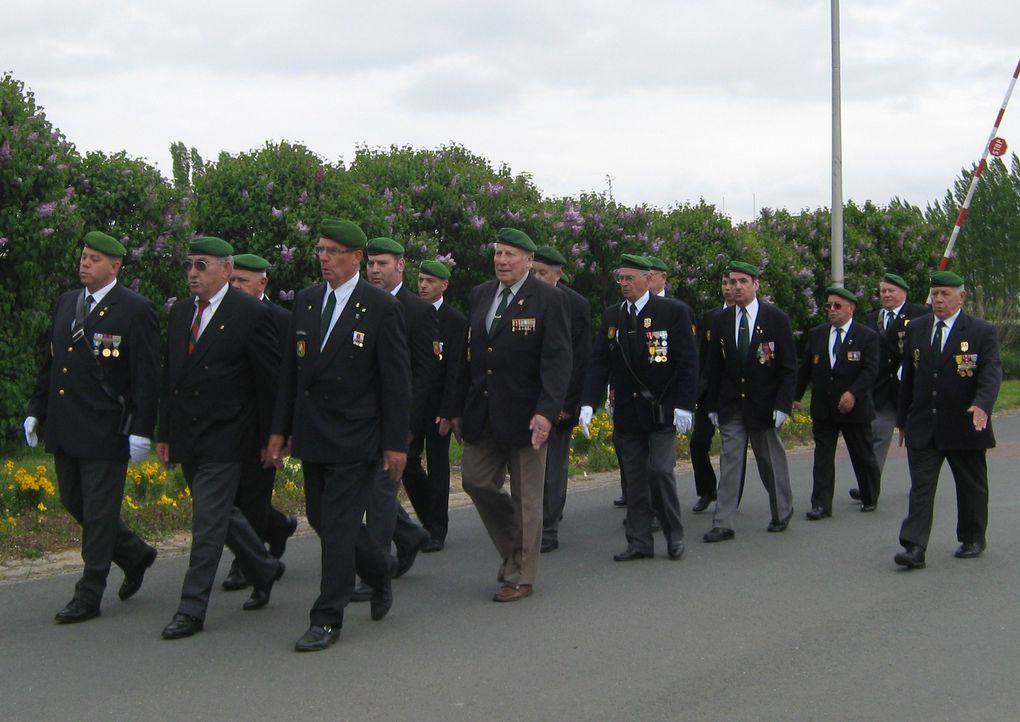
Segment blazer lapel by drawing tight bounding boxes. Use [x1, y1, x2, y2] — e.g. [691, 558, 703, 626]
[489, 276, 532, 340]
[317, 281, 369, 370]
[938, 312, 968, 370]
[186, 287, 235, 368]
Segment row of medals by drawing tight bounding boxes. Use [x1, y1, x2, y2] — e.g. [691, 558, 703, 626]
[93, 333, 122, 357]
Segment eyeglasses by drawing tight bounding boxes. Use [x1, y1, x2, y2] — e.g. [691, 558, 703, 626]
[182, 259, 220, 271]
[824, 302, 846, 310]
[613, 271, 644, 284]
[314, 246, 357, 257]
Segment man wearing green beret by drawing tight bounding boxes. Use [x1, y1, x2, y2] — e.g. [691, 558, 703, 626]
[268, 218, 411, 650]
[894, 271, 1002, 569]
[25, 231, 161, 624]
[404, 259, 467, 553]
[794, 287, 882, 519]
[445, 228, 572, 601]
[216, 254, 299, 593]
[849, 273, 929, 504]
[156, 237, 285, 639]
[581, 254, 697, 561]
[702, 261, 797, 541]
[531, 245, 592, 553]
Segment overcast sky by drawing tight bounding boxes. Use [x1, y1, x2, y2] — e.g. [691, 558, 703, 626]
[5, 0, 1019, 222]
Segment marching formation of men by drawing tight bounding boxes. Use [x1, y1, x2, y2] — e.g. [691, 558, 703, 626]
[24, 221, 1003, 651]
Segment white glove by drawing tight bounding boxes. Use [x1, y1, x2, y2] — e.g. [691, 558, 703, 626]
[23, 417, 39, 448]
[579, 406, 594, 438]
[128, 435, 151, 463]
[773, 410, 789, 429]
[708, 412, 719, 428]
[673, 409, 693, 435]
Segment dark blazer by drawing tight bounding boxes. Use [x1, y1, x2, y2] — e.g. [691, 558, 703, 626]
[795, 320, 879, 424]
[159, 286, 280, 464]
[583, 294, 698, 434]
[434, 299, 467, 419]
[866, 301, 928, 410]
[29, 283, 160, 460]
[264, 298, 292, 357]
[557, 281, 592, 427]
[696, 306, 726, 406]
[451, 272, 572, 447]
[395, 284, 441, 439]
[272, 279, 410, 464]
[704, 301, 797, 429]
[898, 310, 1001, 450]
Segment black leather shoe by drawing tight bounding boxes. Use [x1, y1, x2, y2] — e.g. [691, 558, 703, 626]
[849, 488, 861, 501]
[395, 534, 429, 578]
[692, 495, 715, 513]
[805, 507, 831, 521]
[955, 542, 986, 559]
[768, 509, 794, 532]
[613, 495, 627, 508]
[243, 561, 285, 611]
[295, 624, 340, 652]
[221, 559, 249, 591]
[55, 598, 100, 624]
[370, 579, 393, 621]
[668, 541, 685, 560]
[613, 548, 653, 561]
[119, 546, 157, 601]
[540, 539, 559, 554]
[161, 613, 203, 639]
[268, 515, 299, 559]
[860, 503, 877, 512]
[894, 544, 926, 569]
[421, 538, 445, 553]
[351, 581, 373, 602]
[703, 527, 735, 543]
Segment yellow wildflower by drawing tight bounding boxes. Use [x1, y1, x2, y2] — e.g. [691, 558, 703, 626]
[37, 502, 47, 512]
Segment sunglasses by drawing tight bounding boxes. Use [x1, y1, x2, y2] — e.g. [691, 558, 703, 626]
[182, 259, 220, 271]
[314, 246, 357, 257]
[824, 302, 847, 310]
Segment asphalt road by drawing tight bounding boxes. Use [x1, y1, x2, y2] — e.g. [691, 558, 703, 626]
[3, 414, 1019, 721]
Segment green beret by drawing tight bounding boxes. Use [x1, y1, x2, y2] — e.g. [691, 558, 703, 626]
[366, 237, 406, 256]
[645, 256, 670, 273]
[825, 286, 858, 305]
[233, 253, 270, 272]
[619, 253, 653, 271]
[930, 270, 964, 288]
[189, 236, 234, 257]
[561, 270, 573, 284]
[728, 260, 760, 278]
[495, 228, 537, 252]
[83, 230, 126, 258]
[319, 218, 367, 249]
[419, 260, 451, 280]
[534, 245, 567, 267]
[882, 273, 910, 292]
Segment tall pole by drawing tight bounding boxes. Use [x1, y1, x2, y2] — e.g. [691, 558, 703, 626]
[830, 0, 844, 288]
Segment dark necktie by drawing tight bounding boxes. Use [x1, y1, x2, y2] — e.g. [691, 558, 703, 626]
[489, 287, 512, 335]
[832, 327, 843, 365]
[884, 310, 894, 332]
[931, 320, 945, 359]
[737, 308, 750, 360]
[188, 300, 209, 354]
[320, 290, 337, 346]
[73, 293, 95, 333]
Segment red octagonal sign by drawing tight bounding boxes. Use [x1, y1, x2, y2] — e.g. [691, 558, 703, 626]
[989, 137, 1008, 157]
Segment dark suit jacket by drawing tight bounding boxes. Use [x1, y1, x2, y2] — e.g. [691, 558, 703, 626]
[450, 272, 572, 447]
[795, 320, 879, 424]
[696, 306, 726, 406]
[434, 299, 467, 419]
[583, 294, 698, 434]
[557, 281, 592, 428]
[395, 284, 441, 439]
[898, 310, 1001, 450]
[272, 279, 411, 464]
[159, 286, 280, 464]
[866, 301, 928, 410]
[264, 298, 292, 357]
[29, 283, 160, 460]
[704, 301, 797, 429]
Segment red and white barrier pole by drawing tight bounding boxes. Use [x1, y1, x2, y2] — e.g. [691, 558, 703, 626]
[937, 58, 1020, 272]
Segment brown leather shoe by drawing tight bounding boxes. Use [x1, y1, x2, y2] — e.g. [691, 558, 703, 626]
[492, 583, 533, 602]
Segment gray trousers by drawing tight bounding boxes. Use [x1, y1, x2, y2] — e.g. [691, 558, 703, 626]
[615, 427, 684, 554]
[177, 462, 281, 620]
[462, 436, 547, 586]
[872, 405, 897, 472]
[541, 423, 573, 544]
[713, 415, 793, 531]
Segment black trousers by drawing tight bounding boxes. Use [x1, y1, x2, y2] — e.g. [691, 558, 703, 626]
[402, 423, 452, 542]
[689, 408, 718, 498]
[54, 453, 152, 606]
[303, 460, 391, 627]
[541, 421, 573, 544]
[614, 427, 684, 554]
[899, 446, 989, 549]
[231, 458, 292, 557]
[811, 417, 881, 511]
